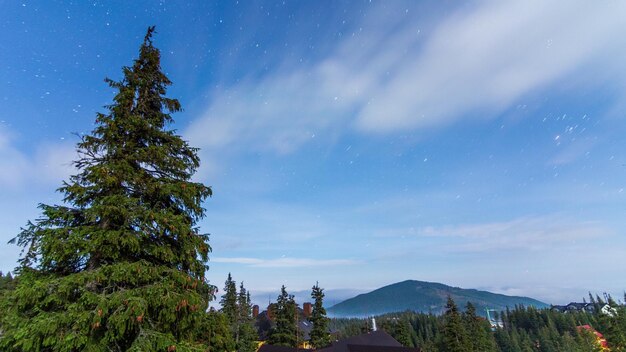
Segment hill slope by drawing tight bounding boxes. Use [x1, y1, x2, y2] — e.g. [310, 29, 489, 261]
[327, 280, 548, 317]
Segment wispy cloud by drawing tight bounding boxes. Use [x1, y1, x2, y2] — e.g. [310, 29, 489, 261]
[356, 1, 626, 132]
[212, 256, 359, 268]
[415, 215, 609, 253]
[0, 126, 77, 190]
[0, 127, 29, 188]
[185, 0, 626, 157]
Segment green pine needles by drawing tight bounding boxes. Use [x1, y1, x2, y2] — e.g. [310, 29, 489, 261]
[0, 27, 215, 352]
[309, 282, 331, 349]
[267, 285, 300, 348]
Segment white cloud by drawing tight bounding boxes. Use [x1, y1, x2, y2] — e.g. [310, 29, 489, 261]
[185, 66, 356, 155]
[212, 256, 359, 268]
[186, 0, 626, 156]
[356, 1, 626, 132]
[33, 142, 77, 183]
[415, 215, 609, 252]
[0, 126, 77, 190]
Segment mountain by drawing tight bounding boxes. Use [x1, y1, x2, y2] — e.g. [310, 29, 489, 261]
[327, 280, 549, 317]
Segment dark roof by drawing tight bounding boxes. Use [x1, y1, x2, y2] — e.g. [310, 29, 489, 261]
[258, 345, 313, 352]
[566, 302, 591, 309]
[347, 345, 421, 352]
[319, 331, 410, 352]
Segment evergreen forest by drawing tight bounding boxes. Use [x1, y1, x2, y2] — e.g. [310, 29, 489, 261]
[331, 295, 626, 352]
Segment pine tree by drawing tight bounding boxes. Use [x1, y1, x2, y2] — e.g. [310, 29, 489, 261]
[267, 285, 300, 347]
[462, 302, 497, 352]
[203, 310, 236, 352]
[440, 296, 470, 352]
[309, 282, 331, 349]
[385, 318, 413, 347]
[220, 273, 238, 333]
[236, 283, 258, 352]
[0, 27, 215, 351]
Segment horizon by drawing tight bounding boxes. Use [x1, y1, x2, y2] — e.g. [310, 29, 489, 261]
[2, 1, 626, 305]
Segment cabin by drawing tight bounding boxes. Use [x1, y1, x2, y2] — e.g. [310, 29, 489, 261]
[259, 330, 421, 352]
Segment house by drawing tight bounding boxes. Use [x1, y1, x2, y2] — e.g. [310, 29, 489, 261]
[565, 302, 595, 313]
[316, 330, 420, 352]
[258, 345, 313, 352]
[551, 302, 618, 316]
[601, 304, 618, 317]
[259, 330, 420, 352]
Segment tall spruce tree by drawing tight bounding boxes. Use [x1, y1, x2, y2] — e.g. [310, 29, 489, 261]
[0, 27, 215, 351]
[220, 273, 238, 332]
[440, 296, 471, 352]
[236, 283, 258, 352]
[267, 285, 300, 347]
[309, 282, 331, 349]
[462, 302, 497, 352]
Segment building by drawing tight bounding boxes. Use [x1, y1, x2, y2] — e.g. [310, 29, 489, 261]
[259, 330, 421, 352]
[551, 302, 617, 316]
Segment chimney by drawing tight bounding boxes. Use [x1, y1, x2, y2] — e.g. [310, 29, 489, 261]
[267, 303, 275, 321]
[303, 302, 312, 318]
[252, 305, 259, 318]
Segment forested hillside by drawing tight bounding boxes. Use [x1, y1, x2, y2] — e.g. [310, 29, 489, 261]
[328, 280, 548, 318]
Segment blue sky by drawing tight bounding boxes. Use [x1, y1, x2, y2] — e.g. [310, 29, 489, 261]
[1, 0, 626, 306]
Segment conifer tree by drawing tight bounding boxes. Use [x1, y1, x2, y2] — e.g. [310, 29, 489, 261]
[384, 318, 413, 347]
[203, 310, 236, 352]
[236, 282, 258, 352]
[220, 273, 238, 332]
[440, 296, 470, 352]
[462, 302, 497, 352]
[0, 27, 215, 351]
[576, 328, 604, 352]
[267, 285, 300, 347]
[309, 282, 331, 349]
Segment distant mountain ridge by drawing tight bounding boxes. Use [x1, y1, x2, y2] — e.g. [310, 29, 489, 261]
[327, 280, 548, 317]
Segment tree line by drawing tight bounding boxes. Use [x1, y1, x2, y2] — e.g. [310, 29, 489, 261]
[331, 295, 626, 351]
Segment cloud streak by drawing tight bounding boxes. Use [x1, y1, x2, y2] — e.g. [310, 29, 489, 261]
[0, 127, 77, 190]
[356, 1, 626, 132]
[186, 0, 626, 156]
[415, 215, 610, 253]
[212, 256, 359, 268]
